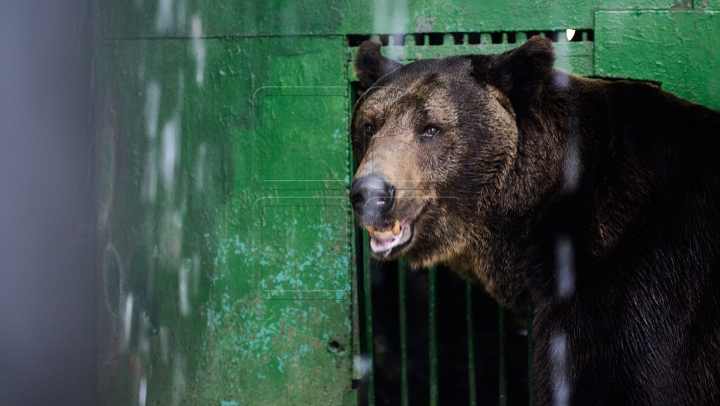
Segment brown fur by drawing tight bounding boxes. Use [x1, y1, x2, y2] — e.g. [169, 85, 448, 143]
[351, 37, 720, 405]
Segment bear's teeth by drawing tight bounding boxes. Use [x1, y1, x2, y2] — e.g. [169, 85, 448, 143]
[392, 220, 400, 236]
[373, 229, 395, 237]
[366, 225, 376, 234]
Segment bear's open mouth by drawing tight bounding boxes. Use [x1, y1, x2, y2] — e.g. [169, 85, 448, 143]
[366, 205, 424, 257]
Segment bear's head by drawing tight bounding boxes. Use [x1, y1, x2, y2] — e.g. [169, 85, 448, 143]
[350, 37, 556, 271]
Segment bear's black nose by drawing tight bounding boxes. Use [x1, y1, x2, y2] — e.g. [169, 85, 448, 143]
[350, 175, 395, 221]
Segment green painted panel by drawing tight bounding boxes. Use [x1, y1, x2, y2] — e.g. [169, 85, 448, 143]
[95, 35, 357, 405]
[255, 87, 349, 190]
[595, 10, 720, 109]
[194, 299, 354, 405]
[257, 198, 351, 299]
[100, 0, 345, 39]
[337, 0, 679, 34]
[697, 0, 720, 9]
[101, 0, 680, 39]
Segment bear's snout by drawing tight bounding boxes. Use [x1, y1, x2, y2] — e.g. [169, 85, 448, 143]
[350, 175, 396, 222]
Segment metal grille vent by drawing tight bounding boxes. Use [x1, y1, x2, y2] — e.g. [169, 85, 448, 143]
[347, 30, 594, 48]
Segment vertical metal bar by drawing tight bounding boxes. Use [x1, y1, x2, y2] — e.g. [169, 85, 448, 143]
[466, 282, 477, 406]
[405, 34, 416, 46]
[528, 305, 535, 406]
[429, 266, 439, 406]
[350, 222, 361, 377]
[348, 85, 362, 388]
[398, 258, 409, 406]
[363, 230, 375, 405]
[499, 305, 507, 406]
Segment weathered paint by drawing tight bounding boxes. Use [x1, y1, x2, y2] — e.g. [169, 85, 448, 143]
[595, 10, 720, 109]
[337, 0, 680, 34]
[95, 32, 357, 404]
[697, 0, 720, 9]
[100, 0, 684, 38]
[398, 259, 409, 406]
[94, 1, 720, 405]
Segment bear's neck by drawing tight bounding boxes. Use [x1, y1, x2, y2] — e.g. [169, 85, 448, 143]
[481, 72, 598, 309]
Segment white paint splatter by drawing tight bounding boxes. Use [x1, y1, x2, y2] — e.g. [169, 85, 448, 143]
[161, 116, 180, 194]
[144, 82, 161, 139]
[122, 293, 134, 351]
[160, 326, 169, 364]
[156, 0, 174, 33]
[171, 354, 186, 406]
[160, 210, 183, 265]
[563, 135, 581, 192]
[139, 376, 147, 406]
[554, 70, 571, 92]
[551, 333, 571, 406]
[191, 15, 205, 86]
[555, 235, 575, 298]
[353, 355, 371, 379]
[179, 259, 190, 317]
[142, 150, 158, 202]
[142, 82, 161, 202]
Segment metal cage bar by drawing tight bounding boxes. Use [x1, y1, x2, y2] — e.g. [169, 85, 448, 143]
[499, 305, 508, 406]
[528, 305, 535, 406]
[467, 282, 478, 406]
[429, 266, 439, 405]
[361, 253, 535, 405]
[363, 230, 376, 405]
[399, 258, 409, 406]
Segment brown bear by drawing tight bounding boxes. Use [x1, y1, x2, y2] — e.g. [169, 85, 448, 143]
[350, 37, 720, 405]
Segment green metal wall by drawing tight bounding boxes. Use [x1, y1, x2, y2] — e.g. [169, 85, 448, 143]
[94, 1, 720, 405]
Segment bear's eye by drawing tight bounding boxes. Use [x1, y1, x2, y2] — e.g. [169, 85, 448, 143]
[422, 126, 441, 138]
[363, 123, 375, 137]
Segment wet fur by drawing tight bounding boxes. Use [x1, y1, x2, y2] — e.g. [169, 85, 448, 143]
[352, 37, 720, 405]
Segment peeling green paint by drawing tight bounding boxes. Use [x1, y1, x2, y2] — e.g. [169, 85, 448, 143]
[95, 30, 356, 404]
[95, 1, 719, 404]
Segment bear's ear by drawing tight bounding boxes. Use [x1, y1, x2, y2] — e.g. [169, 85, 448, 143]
[354, 40, 403, 89]
[471, 36, 555, 102]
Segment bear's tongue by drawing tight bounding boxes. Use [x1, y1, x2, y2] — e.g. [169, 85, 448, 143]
[368, 219, 412, 257]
